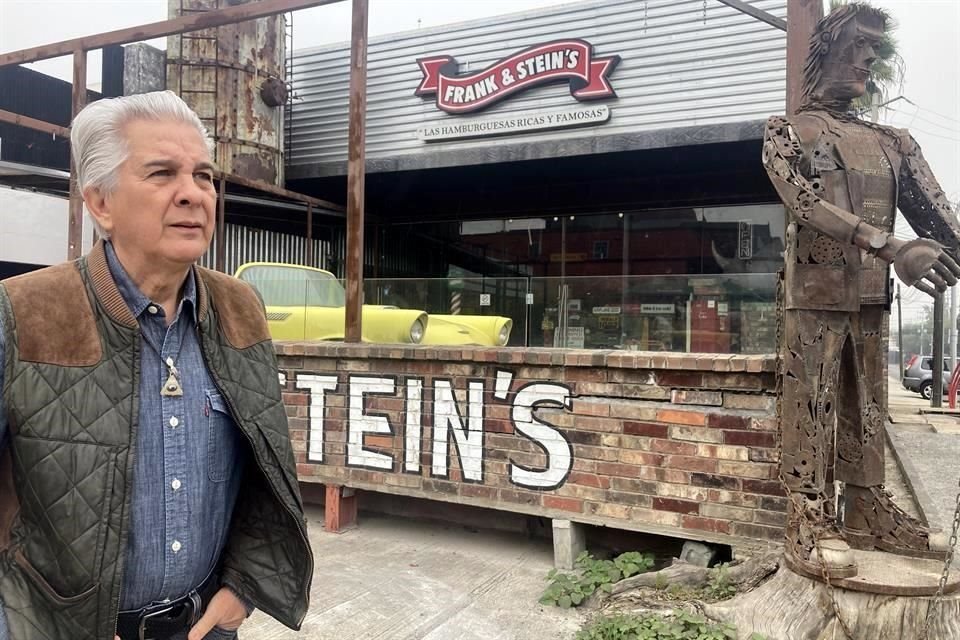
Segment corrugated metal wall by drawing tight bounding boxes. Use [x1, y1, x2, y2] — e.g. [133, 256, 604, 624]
[199, 223, 435, 277]
[287, 0, 786, 170]
[200, 223, 331, 275]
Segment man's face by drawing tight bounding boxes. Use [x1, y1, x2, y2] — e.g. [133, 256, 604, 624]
[818, 14, 885, 102]
[88, 119, 217, 269]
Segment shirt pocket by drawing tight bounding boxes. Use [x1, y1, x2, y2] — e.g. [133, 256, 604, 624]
[206, 390, 234, 483]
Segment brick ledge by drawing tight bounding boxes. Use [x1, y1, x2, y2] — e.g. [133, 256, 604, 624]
[299, 477, 777, 558]
[274, 341, 777, 373]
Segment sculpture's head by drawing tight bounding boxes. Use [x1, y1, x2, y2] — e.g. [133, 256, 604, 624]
[802, 3, 889, 108]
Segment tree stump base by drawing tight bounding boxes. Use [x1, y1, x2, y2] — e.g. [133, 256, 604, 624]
[706, 550, 960, 640]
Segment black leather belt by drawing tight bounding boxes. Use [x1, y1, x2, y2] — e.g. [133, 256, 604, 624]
[115, 574, 219, 640]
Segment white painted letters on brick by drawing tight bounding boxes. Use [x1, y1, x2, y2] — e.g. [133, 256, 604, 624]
[432, 380, 485, 482]
[511, 383, 573, 489]
[294, 374, 338, 462]
[349, 376, 396, 470]
[405, 378, 424, 473]
[291, 372, 575, 489]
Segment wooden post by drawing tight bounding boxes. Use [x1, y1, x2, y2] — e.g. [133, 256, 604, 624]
[786, 0, 823, 115]
[324, 485, 358, 533]
[306, 203, 314, 266]
[344, 0, 369, 342]
[68, 49, 87, 260]
[216, 176, 227, 272]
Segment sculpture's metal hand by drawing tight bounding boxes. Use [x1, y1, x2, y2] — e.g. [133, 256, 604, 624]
[888, 238, 960, 296]
[763, 116, 960, 301]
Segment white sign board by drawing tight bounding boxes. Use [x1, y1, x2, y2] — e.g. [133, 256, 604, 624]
[640, 304, 675, 315]
[554, 326, 585, 349]
[479, 294, 492, 307]
[417, 105, 610, 142]
[592, 306, 621, 315]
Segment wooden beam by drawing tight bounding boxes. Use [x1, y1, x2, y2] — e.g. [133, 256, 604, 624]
[0, 109, 70, 138]
[306, 203, 314, 266]
[786, 0, 823, 114]
[324, 485, 357, 533]
[714, 0, 786, 31]
[223, 172, 345, 213]
[0, 0, 345, 67]
[67, 50, 87, 261]
[344, 0, 368, 344]
[216, 176, 227, 272]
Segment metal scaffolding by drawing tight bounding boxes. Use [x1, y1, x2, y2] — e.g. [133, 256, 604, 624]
[0, 0, 370, 340]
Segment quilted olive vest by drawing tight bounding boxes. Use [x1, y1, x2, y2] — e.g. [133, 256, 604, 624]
[0, 243, 312, 640]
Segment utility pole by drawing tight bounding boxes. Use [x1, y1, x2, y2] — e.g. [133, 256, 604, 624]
[920, 313, 926, 358]
[950, 284, 957, 375]
[951, 199, 960, 376]
[897, 284, 904, 380]
[933, 293, 945, 407]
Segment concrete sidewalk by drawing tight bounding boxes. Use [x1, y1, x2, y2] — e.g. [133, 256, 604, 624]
[241, 510, 584, 640]
[240, 372, 959, 639]
[886, 371, 960, 538]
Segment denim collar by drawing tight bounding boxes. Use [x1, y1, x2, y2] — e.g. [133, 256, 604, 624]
[103, 241, 197, 323]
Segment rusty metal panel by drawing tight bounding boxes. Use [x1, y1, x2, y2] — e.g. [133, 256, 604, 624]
[167, 0, 286, 185]
[287, 0, 787, 173]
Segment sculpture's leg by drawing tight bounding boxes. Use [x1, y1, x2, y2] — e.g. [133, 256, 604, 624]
[840, 305, 948, 559]
[781, 309, 857, 579]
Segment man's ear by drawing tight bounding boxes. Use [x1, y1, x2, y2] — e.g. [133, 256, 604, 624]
[83, 186, 113, 236]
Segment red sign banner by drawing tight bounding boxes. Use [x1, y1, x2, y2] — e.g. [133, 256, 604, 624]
[415, 39, 620, 114]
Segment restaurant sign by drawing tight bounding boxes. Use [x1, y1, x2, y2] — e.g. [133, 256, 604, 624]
[415, 39, 620, 114]
[417, 105, 609, 142]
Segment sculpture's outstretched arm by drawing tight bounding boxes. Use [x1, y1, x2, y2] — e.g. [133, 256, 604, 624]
[894, 132, 960, 260]
[762, 116, 960, 296]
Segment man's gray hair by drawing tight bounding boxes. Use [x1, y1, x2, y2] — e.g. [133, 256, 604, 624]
[70, 90, 214, 237]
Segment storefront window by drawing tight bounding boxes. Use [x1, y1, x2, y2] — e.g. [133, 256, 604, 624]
[360, 204, 785, 353]
[249, 205, 784, 353]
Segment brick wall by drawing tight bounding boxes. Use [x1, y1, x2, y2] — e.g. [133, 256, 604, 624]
[276, 343, 786, 549]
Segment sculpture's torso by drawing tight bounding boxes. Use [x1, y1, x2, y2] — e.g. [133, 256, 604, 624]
[785, 111, 898, 311]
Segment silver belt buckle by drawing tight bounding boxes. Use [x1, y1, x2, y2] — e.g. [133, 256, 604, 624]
[138, 603, 177, 640]
[187, 589, 204, 626]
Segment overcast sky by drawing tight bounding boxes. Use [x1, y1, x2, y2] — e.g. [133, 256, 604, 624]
[1, 0, 957, 317]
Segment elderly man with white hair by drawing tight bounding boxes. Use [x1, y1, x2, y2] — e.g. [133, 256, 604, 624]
[0, 91, 312, 640]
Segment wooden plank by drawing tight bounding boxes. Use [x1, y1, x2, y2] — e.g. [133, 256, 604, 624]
[0, 109, 70, 137]
[67, 50, 87, 260]
[223, 172, 345, 213]
[216, 176, 227, 272]
[324, 485, 358, 533]
[786, 0, 823, 114]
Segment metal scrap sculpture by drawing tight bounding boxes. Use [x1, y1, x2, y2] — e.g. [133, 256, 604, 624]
[763, 3, 959, 580]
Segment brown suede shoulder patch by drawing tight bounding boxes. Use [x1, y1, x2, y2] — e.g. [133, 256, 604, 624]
[197, 268, 271, 350]
[2, 262, 102, 366]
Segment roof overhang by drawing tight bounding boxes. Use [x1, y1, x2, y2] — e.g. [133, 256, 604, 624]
[287, 119, 768, 180]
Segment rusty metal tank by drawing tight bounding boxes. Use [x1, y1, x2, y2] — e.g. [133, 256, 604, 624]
[166, 0, 288, 185]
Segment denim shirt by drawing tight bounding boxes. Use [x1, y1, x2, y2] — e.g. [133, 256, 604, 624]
[0, 243, 247, 624]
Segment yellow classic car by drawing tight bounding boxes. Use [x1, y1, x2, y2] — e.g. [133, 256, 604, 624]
[235, 262, 513, 346]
